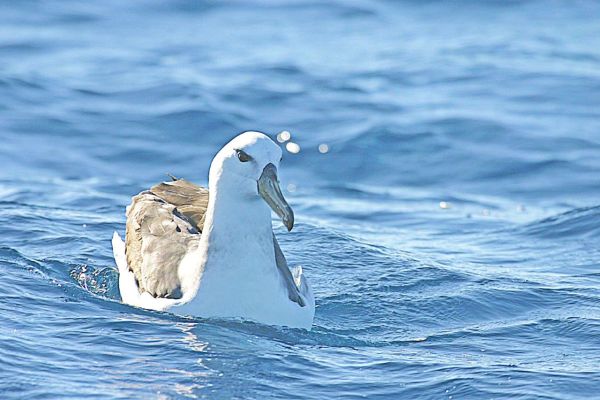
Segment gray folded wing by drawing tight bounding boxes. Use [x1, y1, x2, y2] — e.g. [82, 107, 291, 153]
[273, 235, 306, 307]
[149, 178, 209, 232]
[125, 177, 305, 306]
[125, 180, 205, 299]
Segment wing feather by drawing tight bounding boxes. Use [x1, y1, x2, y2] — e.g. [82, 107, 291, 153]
[149, 179, 209, 231]
[273, 235, 306, 307]
[125, 191, 200, 299]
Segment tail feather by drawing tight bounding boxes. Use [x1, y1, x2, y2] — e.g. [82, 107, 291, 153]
[112, 232, 128, 274]
[292, 265, 303, 289]
[292, 265, 314, 308]
[112, 231, 141, 305]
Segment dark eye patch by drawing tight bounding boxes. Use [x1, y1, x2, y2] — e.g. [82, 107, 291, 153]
[236, 149, 252, 162]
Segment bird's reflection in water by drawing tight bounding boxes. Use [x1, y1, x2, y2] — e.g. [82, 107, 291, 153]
[169, 322, 213, 399]
[179, 322, 209, 353]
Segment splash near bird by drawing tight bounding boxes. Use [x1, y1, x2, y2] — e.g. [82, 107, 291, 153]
[112, 132, 315, 329]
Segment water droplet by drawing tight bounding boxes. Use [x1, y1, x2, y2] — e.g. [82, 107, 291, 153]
[277, 131, 291, 143]
[286, 142, 301, 154]
[287, 183, 297, 193]
[439, 201, 450, 209]
[318, 143, 329, 153]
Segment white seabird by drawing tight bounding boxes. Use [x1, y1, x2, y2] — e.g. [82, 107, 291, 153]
[112, 131, 315, 329]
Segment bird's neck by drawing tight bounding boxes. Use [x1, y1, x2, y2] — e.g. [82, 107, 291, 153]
[200, 177, 275, 271]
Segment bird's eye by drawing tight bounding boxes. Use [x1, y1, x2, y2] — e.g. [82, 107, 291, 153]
[236, 149, 252, 162]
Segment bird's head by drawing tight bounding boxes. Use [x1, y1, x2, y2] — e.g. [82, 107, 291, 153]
[209, 131, 294, 231]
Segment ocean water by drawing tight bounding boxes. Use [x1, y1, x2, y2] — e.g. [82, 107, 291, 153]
[1, 0, 600, 398]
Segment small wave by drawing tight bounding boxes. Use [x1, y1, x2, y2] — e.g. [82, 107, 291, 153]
[151, 109, 241, 137]
[518, 205, 600, 239]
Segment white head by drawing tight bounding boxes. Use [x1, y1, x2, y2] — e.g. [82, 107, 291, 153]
[208, 131, 294, 230]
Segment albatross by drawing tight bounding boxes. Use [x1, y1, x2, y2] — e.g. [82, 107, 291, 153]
[112, 131, 314, 329]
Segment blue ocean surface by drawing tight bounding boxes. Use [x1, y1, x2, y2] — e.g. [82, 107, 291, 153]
[1, 1, 600, 398]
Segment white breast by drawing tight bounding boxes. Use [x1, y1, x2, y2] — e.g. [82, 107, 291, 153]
[172, 213, 315, 329]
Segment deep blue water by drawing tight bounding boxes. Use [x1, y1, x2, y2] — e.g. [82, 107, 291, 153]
[1, 1, 600, 398]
